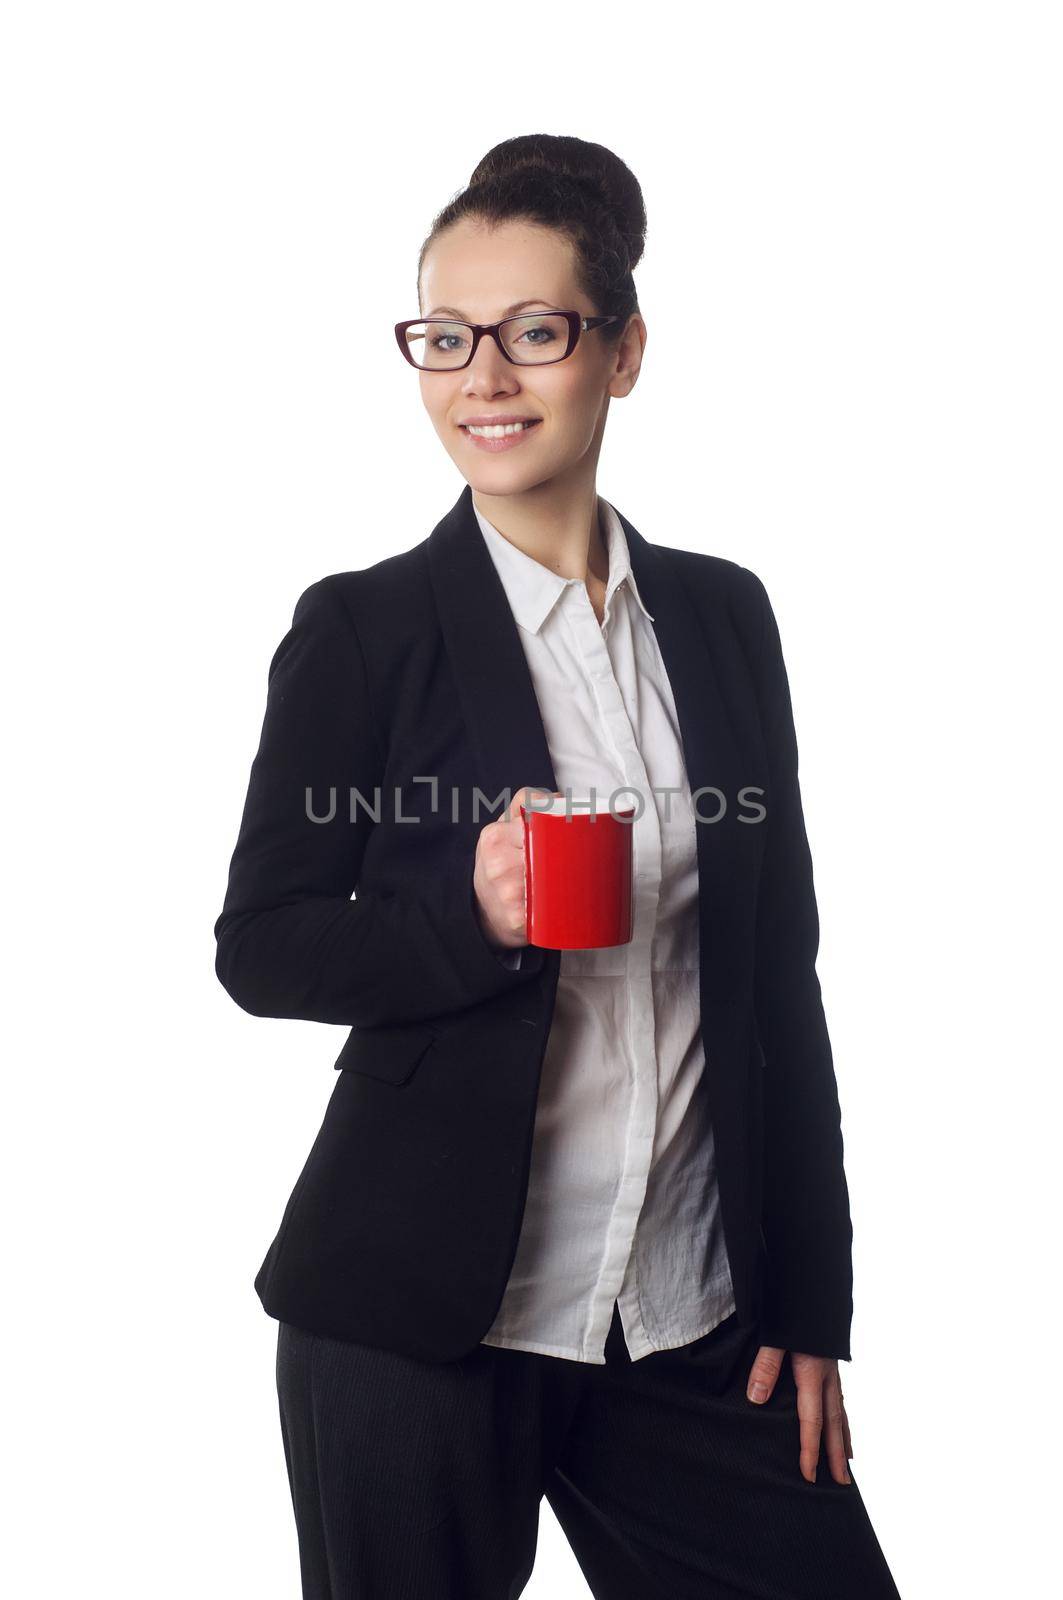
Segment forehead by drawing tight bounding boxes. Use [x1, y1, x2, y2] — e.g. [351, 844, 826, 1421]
[420, 218, 581, 318]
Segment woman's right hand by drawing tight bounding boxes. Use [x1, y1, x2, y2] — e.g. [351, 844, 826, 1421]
[472, 785, 556, 951]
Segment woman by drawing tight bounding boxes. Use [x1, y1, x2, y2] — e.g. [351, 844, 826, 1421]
[214, 134, 902, 1599]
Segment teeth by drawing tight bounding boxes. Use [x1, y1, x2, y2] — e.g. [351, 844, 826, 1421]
[465, 421, 536, 438]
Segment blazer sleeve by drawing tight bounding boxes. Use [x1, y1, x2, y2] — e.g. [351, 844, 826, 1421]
[746, 570, 854, 1361]
[213, 576, 546, 1029]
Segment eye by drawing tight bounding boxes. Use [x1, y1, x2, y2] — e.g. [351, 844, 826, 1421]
[428, 331, 470, 353]
[516, 324, 557, 346]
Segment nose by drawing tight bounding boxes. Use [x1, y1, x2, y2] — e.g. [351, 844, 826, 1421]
[462, 330, 521, 399]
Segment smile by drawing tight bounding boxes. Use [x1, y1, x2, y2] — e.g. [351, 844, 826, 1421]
[463, 421, 540, 437]
[459, 419, 543, 453]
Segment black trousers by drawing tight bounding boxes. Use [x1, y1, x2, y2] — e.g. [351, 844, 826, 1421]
[275, 1302, 902, 1599]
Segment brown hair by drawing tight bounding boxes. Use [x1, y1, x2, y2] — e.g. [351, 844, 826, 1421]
[418, 133, 646, 344]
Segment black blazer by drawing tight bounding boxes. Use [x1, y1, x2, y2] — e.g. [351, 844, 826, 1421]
[214, 484, 854, 1363]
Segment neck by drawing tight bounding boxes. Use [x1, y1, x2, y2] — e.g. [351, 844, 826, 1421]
[472, 476, 609, 586]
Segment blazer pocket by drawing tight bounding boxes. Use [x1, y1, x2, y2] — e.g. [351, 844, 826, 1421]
[332, 1020, 438, 1085]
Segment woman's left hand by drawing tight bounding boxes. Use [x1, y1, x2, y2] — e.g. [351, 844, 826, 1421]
[746, 1345, 853, 1484]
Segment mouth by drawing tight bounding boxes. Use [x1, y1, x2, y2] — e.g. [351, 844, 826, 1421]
[458, 418, 543, 453]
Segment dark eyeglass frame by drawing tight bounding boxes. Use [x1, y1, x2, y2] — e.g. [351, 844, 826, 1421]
[394, 309, 621, 371]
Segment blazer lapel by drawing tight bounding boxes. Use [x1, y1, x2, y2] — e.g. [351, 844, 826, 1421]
[613, 504, 746, 813]
[427, 485, 559, 814]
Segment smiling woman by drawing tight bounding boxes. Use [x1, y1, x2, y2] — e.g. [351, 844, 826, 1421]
[216, 130, 902, 1600]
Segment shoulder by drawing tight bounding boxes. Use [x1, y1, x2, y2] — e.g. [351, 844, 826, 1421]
[654, 541, 770, 660]
[288, 539, 434, 639]
[663, 542, 766, 601]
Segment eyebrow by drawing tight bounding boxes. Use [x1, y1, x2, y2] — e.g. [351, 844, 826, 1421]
[422, 298, 558, 320]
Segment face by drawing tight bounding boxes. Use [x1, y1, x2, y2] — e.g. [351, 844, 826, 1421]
[415, 218, 643, 496]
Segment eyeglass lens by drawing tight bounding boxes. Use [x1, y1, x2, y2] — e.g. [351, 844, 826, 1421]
[402, 313, 571, 370]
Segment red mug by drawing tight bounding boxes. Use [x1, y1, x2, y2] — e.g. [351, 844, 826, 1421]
[520, 796, 636, 950]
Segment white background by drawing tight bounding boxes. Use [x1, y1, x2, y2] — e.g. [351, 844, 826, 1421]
[3, 3, 1059, 1596]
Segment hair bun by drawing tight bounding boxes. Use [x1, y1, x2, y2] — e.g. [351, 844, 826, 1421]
[418, 134, 645, 340]
[468, 133, 646, 273]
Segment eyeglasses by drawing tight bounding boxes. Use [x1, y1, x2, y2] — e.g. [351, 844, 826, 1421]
[394, 309, 621, 371]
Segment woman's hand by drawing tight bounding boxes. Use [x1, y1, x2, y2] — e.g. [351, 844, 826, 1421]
[473, 786, 557, 951]
[746, 1344, 854, 1484]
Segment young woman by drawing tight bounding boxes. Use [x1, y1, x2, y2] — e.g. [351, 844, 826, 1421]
[215, 134, 902, 1599]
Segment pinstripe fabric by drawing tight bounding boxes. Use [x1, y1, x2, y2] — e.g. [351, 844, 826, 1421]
[276, 1305, 901, 1599]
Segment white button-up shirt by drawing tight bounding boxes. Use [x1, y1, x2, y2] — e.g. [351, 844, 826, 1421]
[473, 496, 736, 1364]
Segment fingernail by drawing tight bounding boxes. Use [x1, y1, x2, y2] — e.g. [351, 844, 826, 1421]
[748, 1382, 768, 1402]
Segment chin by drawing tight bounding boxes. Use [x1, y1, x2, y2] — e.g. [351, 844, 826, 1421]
[460, 467, 532, 496]
[466, 457, 564, 496]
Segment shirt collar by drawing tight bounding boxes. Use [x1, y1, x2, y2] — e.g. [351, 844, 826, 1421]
[472, 496, 655, 635]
